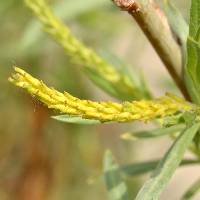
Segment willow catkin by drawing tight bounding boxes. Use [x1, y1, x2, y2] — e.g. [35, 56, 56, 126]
[24, 0, 147, 100]
[9, 67, 194, 123]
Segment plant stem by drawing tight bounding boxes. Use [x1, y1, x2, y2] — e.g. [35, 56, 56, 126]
[112, 0, 191, 101]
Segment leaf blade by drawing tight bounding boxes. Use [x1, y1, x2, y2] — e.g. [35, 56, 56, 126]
[52, 115, 102, 125]
[121, 159, 200, 177]
[121, 124, 186, 140]
[104, 150, 129, 200]
[181, 178, 200, 200]
[135, 122, 200, 200]
[162, 0, 188, 48]
[185, 0, 200, 104]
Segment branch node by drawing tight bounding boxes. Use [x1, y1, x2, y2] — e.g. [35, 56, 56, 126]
[112, 0, 140, 12]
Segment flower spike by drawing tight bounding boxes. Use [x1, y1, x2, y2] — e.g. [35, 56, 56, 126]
[9, 67, 194, 123]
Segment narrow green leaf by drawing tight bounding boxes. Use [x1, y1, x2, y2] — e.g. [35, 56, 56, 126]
[84, 49, 151, 101]
[84, 67, 146, 101]
[52, 115, 101, 125]
[185, 0, 200, 104]
[104, 150, 129, 200]
[162, 0, 188, 48]
[121, 124, 186, 140]
[121, 159, 200, 177]
[97, 50, 148, 100]
[181, 178, 200, 200]
[184, 71, 200, 104]
[187, 37, 200, 87]
[135, 122, 200, 200]
[185, 38, 200, 104]
[84, 67, 120, 99]
[188, 0, 200, 39]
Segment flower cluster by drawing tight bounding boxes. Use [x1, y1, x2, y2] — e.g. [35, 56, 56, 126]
[9, 67, 194, 123]
[24, 0, 147, 100]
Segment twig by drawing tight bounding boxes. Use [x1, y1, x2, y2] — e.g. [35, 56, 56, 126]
[112, 0, 191, 101]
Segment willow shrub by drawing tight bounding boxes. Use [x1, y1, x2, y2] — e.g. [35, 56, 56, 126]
[9, 0, 200, 199]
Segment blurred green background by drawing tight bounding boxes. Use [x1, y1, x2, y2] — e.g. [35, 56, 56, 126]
[1, 0, 199, 200]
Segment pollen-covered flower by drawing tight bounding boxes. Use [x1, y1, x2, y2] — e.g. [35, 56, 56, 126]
[9, 67, 194, 123]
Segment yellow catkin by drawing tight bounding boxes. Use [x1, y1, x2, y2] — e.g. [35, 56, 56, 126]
[24, 0, 147, 100]
[9, 67, 195, 123]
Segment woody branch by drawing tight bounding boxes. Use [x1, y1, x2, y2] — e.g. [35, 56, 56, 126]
[112, 0, 190, 101]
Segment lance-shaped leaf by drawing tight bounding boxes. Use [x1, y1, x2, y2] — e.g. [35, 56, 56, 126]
[52, 115, 101, 125]
[185, 0, 200, 104]
[135, 122, 200, 200]
[181, 177, 200, 200]
[120, 159, 200, 177]
[103, 150, 129, 200]
[162, 0, 188, 49]
[121, 124, 186, 140]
